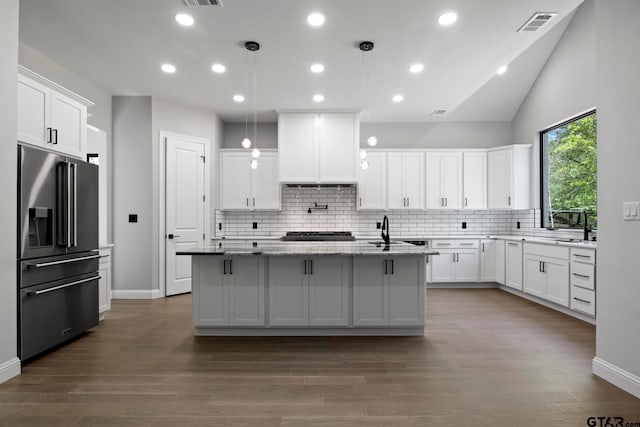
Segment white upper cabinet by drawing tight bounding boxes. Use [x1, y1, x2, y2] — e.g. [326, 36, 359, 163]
[463, 151, 487, 210]
[357, 151, 387, 210]
[17, 67, 92, 159]
[278, 113, 358, 184]
[220, 150, 280, 211]
[387, 152, 425, 210]
[425, 152, 462, 210]
[488, 145, 531, 209]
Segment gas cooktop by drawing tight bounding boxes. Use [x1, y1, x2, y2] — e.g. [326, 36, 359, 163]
[280, 231, 355, 241]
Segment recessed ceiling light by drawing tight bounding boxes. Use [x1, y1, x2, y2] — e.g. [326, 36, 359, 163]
[310, 63, 325, 73]
[438, 12, 458, 26]
[233, 94, 245, 103]
[211, 63, 226, 74]
[161, 63, 176, 74]
[392, 94, 404, 103]
[175, 13, 194, 27]
[409, 63, 425, 74]
[307, 12, 325, 27]
[497, 65, 508, 75]
[313, 94, 325, 102]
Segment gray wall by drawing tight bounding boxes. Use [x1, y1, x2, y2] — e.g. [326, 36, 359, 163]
[594, 0, 640, 388]
[222, 122, 278, 149]
[19, 42, 114, 243]
[112, 96, 153, 293]
[360, 122, 513, 149]
[151, 97, 222, 293]
[511, 0, 596, 208]
[0, 0, 19, 380]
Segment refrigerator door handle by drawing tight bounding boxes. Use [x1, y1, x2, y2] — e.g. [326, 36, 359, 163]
[66, 162, 72, 248]
[27, 254, 101, 269]
[26, 275, 100, 297]
[56, 161, 69, 248]
[71, 163, 78, 247]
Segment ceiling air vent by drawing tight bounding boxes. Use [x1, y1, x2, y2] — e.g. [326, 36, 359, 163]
[431, 109, 447, 117]
[517, 12, 558, 32]
[183, 0, 223, 7]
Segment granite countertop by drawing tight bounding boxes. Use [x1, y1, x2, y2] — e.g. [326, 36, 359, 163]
[178, 240, 439, 256]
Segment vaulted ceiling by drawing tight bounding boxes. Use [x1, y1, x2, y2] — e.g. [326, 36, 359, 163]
[19, 0, 583, 122]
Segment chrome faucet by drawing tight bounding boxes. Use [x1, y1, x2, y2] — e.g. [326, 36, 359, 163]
[381, 215, 390, 244]
[582, 210, 591, 241]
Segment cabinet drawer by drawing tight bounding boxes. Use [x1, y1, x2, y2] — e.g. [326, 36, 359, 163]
[431, 240, 479, 249]
[571, 248, 596, 264]
[571, 285, 595, 316]
[524, 243, 569, 260]
[570, 262, 595, 290]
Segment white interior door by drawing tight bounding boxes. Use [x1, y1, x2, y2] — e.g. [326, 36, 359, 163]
[166, 134, 207, 296]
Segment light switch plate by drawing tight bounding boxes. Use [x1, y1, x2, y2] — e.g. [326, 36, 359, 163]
[623, 201, 640, 220]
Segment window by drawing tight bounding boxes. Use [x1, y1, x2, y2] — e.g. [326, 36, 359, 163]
[540, 111, 597, 230]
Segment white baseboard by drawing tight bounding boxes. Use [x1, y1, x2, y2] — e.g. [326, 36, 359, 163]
[593, 357, 640, 399]
[0, 357, 21, 384]
[111, 289, 163, 300]
[427, 282, 499, 289]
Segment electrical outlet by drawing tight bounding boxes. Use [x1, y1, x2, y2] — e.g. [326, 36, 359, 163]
[252, 222, 258, 229]
[461, 222, 467, 229]
[376, 222, 381, 229]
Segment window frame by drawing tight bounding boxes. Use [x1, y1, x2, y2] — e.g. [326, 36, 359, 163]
[539, 109, 597, 229]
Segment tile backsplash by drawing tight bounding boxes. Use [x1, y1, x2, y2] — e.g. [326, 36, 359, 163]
[216, 186, 591, 239]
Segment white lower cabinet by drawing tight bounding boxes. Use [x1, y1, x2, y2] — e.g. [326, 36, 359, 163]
[495, 240, 505, 285]
[523, 243, 569, 307]
[480, 240, 496, 282]
[269, 256, 349, 326]
[353, 256, 424, 326]
[98, 247, 112, 319]
[505, 241, 523, 290]
[429, 240, 479, 282]
[570, 248, 596, 316]
[193, 256, 264, 327]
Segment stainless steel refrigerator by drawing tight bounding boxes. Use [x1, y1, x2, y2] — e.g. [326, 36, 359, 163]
[17, 144, 100, 360]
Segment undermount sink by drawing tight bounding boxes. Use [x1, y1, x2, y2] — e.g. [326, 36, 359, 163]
[552, 238, 584, 243]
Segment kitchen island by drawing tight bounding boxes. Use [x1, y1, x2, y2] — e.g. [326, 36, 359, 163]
[178, 241, 438, 336]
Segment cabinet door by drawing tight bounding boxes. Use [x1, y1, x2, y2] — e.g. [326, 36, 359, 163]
[17, 74, 51, 148]
[317, 114, 357, 183]
[220, 152, 251, 210]
[353, 257, 388, 326]
[425, 153, 443, 209]
[495, 240, 506, 285]
[269, 256, 308, 326]
[480, 240, 496, 282]
[227, 257, 265, 326]
[455, 250, 479, 282]
[463, 152, 487, 209]
[387, 153, 406, 209]
[545, 260, 569, 307]
[308, 256, 349, 326]
[278, 114, 317, 182]
[505, 242, 523, 290]
[403, 153, 425, 209]
[389, 256, 425, 326]
[50, 91, 86, 159]
[524, 257, 546, 298]
[252, 152, 280, 210]
[488, 149, 512, 209]
[358, 152, 387, 210]
[192, 257, 227, 326]
[429, 250, 456, 282]
[441, 153, 463, 209]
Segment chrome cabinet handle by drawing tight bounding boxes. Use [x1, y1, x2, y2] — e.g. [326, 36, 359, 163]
[445, 198, 448, 207]
[508, 196, 511, 206]
[359, 197, 362, 207]
[303, 260, 307, 275]
[246, 198, 249, 207]
[572, 273, 590, 278]
[384, 260, 388, 275]
[223, 260, 227, 275]
[47, 127, 52, 143]
[482, 243, 485, 252]
[464, 197, 468, 207]
[253, 198, 255, 207]
[52, 128, 58, 144]
[574, 254, 591, 259]
[309, 259, 313, 275]
[573, 297, 591, 305]
[27, 275, 100, 296]
[229, 259, 233, 275]
[407, 198, 410, 207]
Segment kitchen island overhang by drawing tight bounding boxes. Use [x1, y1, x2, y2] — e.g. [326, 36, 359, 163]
[178, 241, 438, 336]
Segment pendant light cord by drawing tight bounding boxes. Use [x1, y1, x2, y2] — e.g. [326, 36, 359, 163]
[244, 50, 249, 140]
[253, 51, 258, 150]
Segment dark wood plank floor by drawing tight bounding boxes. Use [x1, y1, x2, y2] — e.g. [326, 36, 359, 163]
[1, 289, 638, 426]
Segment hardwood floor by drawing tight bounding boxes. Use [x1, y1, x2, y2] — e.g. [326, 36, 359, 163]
[1, 289, 638, 426]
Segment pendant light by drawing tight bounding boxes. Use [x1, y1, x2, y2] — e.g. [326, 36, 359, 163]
[359, 41, 377, 170]
[245, 41, 260, 169]
[241, 43, 252, 149]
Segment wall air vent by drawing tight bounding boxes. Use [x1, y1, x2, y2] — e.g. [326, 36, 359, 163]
[517, 12, 558, 32]
[431, 109, 447, 116]
[183, 0, 223, 7]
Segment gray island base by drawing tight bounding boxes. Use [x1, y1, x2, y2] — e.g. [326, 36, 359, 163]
[177, 241, 438, 336]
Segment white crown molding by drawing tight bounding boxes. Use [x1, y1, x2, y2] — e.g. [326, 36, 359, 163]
[18, 65, 94, 107]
